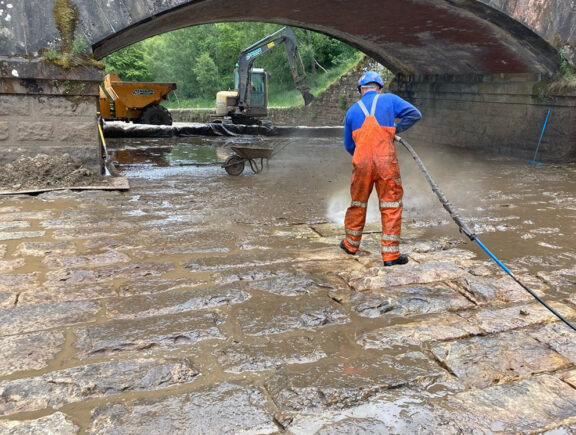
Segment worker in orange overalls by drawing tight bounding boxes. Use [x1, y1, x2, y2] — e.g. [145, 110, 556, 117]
[340, 71, 421, 266]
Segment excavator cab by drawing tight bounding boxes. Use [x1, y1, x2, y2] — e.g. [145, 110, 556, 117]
[234, 67, 268, 117]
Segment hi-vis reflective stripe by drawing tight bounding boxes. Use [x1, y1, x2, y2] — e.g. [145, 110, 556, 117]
[381, 245, 400, 253]
[379, 200, 402, 208]
[346, 228, 363, 236]
[357, 100, 369, 117]
[346, 237, 361, 246]
[357, 94, 380, 117]
[370, 94, 380, 116]
[382, 234, 401, 242]
[351, 200, 368, 208]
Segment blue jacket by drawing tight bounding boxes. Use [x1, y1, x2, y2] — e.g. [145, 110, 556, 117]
[344, 91, 421, 155]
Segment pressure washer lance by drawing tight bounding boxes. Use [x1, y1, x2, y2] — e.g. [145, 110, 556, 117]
[395, 135, 576, 332]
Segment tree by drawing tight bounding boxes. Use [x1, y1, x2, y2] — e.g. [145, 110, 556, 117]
[193, 52, 219, 98]
[104, 43, 150, 81]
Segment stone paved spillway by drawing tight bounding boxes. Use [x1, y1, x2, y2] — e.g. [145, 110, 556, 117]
[0, 136, 575, 433]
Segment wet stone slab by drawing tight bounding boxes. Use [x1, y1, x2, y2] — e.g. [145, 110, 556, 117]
[432, 375, 576, 433]
[0, 358, 199, 416]
[454, 273, 547, 304]
[184, 251, 296, 272]
[264, 351, 445, 412]
[531, 322, 576, 363]
[430, 329, 571, 388]
[74, 311, 224, 358]
[347, 282, 474, 318]
[538, 266, 576, 297]
[457, 302, 576, 334]
[117, 277, 204, 297]
[0, 231, 45, 241]
[0, 273, 39, 293]
[408, 248, 477, 264]
[45, 262, 173, 287]
[215, 335, 328, 373]
[52, 228, 125, 241]
[0, 330, 65, 377]
[345, 262, 467, 292]
[88, 382, 277, 434]
[0, 211, 55, 221]
[248, 274, 329, 297]
[0, 412, 79, 434]
[0, 292, 15, 308]
[0, 221, 30, 230]
[0, 301, 100, 336]
[14, 241, 76, 257]
[234, 294, 349, 336]
[357, 313, 482, 350]
[106, 285, 251, 319]
[41, 251, 132, 269]
[283, 387, 443, 434]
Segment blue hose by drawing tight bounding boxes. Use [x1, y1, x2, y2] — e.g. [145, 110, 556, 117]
[396, 135, 576, 332]
[530, 108, 551, 164]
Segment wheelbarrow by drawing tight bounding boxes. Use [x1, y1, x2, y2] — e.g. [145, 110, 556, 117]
[222, 142, 289, 175]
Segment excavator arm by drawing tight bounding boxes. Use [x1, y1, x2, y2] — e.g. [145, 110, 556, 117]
[236, 26, 314, 111]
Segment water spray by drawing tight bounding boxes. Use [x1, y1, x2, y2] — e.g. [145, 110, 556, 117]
[395, 135, 576, 332]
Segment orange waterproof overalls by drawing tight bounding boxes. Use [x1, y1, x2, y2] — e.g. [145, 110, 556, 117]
[343, 94, 403, 262]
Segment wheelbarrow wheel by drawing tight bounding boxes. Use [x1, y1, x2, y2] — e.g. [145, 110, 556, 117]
[224, 155, 245, 176]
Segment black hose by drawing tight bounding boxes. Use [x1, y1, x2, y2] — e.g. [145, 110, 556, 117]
[395, 135, 576, 332]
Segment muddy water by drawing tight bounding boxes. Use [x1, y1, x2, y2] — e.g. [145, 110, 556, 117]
[1, 133, 575, 433]
[109, 135, 576, 281]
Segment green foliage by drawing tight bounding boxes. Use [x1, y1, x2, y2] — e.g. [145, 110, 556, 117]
[558, 48, 575, 82]
[71, 36, 89, 56]
[193, 52, 219, 98]
[104, 43, 151, 81]
[102, 22, 364, 104]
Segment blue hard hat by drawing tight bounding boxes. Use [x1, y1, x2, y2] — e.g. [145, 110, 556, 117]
[357, 70, 384, 93]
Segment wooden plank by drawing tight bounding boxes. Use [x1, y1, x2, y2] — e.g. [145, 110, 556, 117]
[0, 177, 130, 196]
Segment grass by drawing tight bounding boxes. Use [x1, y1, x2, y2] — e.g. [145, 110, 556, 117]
[163, 52, 365, 109]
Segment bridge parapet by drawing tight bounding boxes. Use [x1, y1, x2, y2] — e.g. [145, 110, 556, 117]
[0, 56, 103, 170]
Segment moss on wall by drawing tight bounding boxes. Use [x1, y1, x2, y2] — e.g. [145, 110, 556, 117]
[42, 0, 104, 70]
[53, 0, 78, 53]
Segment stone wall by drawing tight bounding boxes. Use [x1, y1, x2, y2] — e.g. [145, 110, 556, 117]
[393, 73, 576, 161]
[0, 57, 103, 171]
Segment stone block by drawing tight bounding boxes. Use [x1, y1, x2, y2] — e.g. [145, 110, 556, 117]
[357, 313, 482, 350]
[264, 350, 445, 412]
[74, 311, 224, 358]
[433, 375, 576, 433]
[0, 122, 9, 140]
[0, 358, 199, 416]
[36, 96, 97, 117]
[235, 293, 349, 336]
[59, 122, 99, 143]
[0, 330, 65, 377]
[16, 122, 54, 141]
[430, 330, 571, 388]
[0, 413, 79, 434]
[88, 383, 276, 434]
[0, 300, 100, 336]
[0, 95, 30, 116]
[215, 335, 327, 374]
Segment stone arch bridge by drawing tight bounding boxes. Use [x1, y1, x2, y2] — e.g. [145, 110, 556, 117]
[1, 0, 575, 169]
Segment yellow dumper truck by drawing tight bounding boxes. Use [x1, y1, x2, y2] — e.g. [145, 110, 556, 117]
[98, 73, 177, 125]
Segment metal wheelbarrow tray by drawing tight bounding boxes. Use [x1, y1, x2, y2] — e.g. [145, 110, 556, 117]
[222, 145, 274, 175]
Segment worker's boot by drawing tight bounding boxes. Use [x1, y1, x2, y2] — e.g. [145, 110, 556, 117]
[383, 254, 408, 267]
[339, 240, 356, 255]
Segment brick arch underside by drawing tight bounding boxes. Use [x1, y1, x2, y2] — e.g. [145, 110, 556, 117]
[90, 0, 559, 75]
